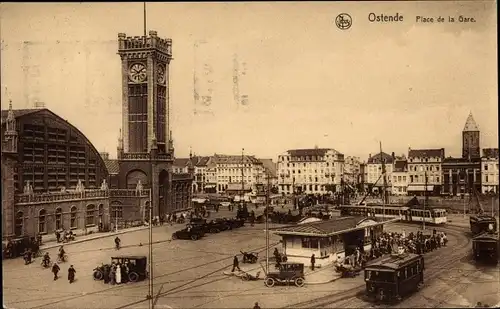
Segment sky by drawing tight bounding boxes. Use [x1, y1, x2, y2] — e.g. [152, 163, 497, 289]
[0, 1, 498, 161]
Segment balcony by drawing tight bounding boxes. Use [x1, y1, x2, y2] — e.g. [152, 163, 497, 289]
[120, 152, 173, 161]
[15, 189, 109, 204]
[109, 189, 149, 197]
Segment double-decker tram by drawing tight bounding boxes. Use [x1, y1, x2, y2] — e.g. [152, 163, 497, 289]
[364, 253, 424, 302]
[339, 204, 447, 225]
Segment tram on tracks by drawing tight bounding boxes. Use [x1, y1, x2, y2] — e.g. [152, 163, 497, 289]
[470, 214, 498, 236]
[339, 204, 447, 225]
[472, 224, 499, 264]
[364, 253, 424, 302]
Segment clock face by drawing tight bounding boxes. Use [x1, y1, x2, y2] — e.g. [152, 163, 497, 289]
[157, 64, 166, 84]
[129, 63, 147, 83]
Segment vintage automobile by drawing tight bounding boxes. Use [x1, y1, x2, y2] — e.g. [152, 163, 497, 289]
[364, 253, 424, 302]
[93, 256, 148, 282]
[226, 218, 245, 229]
[2, 236, 40, 260]
[264, 262, 305, 288]
[240, 251, 259, 264]
[189, 218, 227, 234]
[172, 225, 205, 240]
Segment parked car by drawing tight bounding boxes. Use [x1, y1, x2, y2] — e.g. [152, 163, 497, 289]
[172, 225, 205, 240]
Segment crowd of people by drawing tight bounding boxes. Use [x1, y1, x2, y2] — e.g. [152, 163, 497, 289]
[333, 228, 449, 274]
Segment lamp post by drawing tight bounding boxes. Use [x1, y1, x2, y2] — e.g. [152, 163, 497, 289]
[146, 188, 153, 309]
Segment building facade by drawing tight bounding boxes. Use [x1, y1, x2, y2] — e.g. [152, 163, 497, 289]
[481, 148, 499, 194]
[277, 148, 345, 195]
[366, 152, 395, 192]
[210, 154, 265, 193]
[407, 148, 445, 196]
[391, 159, 409, 196]
[344, 156, 361, 186]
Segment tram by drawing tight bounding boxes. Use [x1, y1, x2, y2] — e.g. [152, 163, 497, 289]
[472, 224, 499, 264]
[340, 204, 447, 225]
[470, 214, 497, 236]
[364, 253, 424, 302]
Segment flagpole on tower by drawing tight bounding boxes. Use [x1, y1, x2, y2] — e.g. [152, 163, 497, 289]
[144, 2, 147, 40]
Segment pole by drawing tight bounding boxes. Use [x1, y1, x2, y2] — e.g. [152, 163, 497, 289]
[265, 171, 270, 275]
[143, 2, 147, 39]
[492, 196, 495, 217]
[147, 188, 153, 309]
[423, 172, 427, 230]
[241, 148, 244, 207]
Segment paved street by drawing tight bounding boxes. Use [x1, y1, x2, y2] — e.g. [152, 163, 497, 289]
[4, 213, 499, 309]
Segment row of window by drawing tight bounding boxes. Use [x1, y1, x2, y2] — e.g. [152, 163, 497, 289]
[279, 154, 338, 162]
[483, 163, 499, 171]
[14, 205, 124, 236]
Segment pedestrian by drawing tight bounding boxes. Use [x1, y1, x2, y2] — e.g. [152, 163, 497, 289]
[116, 263, 122, 284]
[232, 255, 241, 272]
[68, 265, 76, 283]
[253, 302, 261, 309]
[103, 264, 110, 284]
[110, 265, 116, 285]
[310, 254, 316, 271]
[55, 230, 61, 243]
[52, 262, 60, 280]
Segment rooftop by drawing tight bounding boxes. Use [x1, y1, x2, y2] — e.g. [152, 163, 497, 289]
[1, 108, 44, 124]
[259, 158, 277, 177]
[287, 148, 334, 157]
[213, 154, 262, 165]
[463, 112, 479, 132]
[408, 148, 445, 159]
[272, 216, 389, 236]
[103, 159, 119, 175]
[366, 253, 421, 270]
[367, 152, 394, 164]
[482, 148, 499, 159]
[393, 160, 408, 172]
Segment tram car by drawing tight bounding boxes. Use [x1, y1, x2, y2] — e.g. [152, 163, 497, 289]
[364, 253, 424, 302]
[470, 214, 497, 236]
[340, 204, 447, 225]
[472, 224, 499, 263]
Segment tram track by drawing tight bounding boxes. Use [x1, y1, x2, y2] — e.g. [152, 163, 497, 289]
[284, 223, 471, 308]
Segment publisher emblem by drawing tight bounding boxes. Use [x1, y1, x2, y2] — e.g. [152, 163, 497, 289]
[335, 13, 352, 30]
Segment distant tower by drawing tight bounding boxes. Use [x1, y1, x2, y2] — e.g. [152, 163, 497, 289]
[4, 100, 18, 153]
[462, 112, 480, 159]
[117, 31, 173, 154]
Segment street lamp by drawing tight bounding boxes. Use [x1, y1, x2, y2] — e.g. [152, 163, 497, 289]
[146, 188, 153, 309]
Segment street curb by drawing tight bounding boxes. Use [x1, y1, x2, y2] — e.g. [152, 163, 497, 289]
[305, 276, 342, 285]
[40, 225, 152, 250]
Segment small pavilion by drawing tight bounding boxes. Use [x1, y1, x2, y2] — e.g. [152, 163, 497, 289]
[272, 216, 399, 267]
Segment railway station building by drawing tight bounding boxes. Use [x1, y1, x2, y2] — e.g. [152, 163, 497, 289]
[272, 216, 398, 267]
[1, 30, 194, 241]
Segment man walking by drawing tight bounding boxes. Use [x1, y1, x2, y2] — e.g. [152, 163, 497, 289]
[68, 265, 76, 283]
[232, 255, 241, 272]
[310, 254, 316, 271]
[52, 262, 60, 280]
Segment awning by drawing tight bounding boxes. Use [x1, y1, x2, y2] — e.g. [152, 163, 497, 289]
[192, 198, 207, 203]
[407, 185, 434, 192]
[204, 184, 216, 188]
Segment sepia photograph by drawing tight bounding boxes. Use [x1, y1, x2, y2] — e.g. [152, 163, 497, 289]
[1, 1, 498, 308]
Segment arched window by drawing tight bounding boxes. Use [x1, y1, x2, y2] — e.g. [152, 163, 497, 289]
[98, 204, 104, 225]
[15, 211, 24, 236]
[86, 204, 96, 226]
[38, 209, 46, 233]
[55, 208, 63, 230]
[111, 205, 123, 219]
[70, 206, 78, 229]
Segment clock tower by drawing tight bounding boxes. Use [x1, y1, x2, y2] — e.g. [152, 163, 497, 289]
[118, 30, 172, 154]
[462, 112, 480, 160]
[116, 30, 181, 218]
